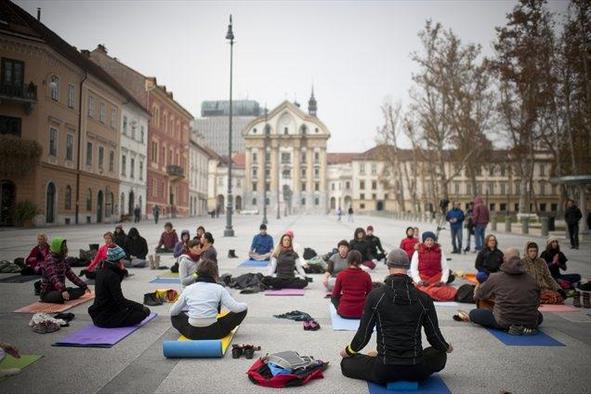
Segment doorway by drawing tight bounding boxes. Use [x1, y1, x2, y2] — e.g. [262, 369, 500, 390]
[46, 182, 56, 223]
[97, 190, 104, 223]
[0, 180, 16, 225]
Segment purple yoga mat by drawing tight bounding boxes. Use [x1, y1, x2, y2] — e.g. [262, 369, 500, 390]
[265, 288, 305, 296]
[53, 313, 158, 348]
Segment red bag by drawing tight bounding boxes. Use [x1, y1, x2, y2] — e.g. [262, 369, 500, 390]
[247, 358, 327, 388]
[417, 273, 458, 302]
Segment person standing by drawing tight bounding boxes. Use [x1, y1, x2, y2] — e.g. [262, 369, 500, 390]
[472, 197, 489, 252]
[464, 203, 474, 253]
[152, 204, 160, 225]
[446, 203, 465, 254]
[348, 207, 354, 223]
[133, 205, 141, 223]
[564, 199, 582, 249]
[337, 207, 342, 221]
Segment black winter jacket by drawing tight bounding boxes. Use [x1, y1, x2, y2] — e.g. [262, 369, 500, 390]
[123, 229, 148, 259]
[475, 248, 504, 274]
[349, 239, 374, 261]
[564, 206, 582, 225]
[366, 235, 385, 256]
[88, 265, 144, 326]
[346, 274, 449, 365]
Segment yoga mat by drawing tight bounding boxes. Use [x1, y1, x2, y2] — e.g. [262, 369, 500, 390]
[164, 328, 237, 358]
[433, 302, 460, 308]
[0, 354, 43, 382]
[159, 271, 179, 278]
[0, 274, 40, 283]
[265, 288, 305, 296]
[239, 259, 269, 267]
[329, 303, 362, 331]
[486, 329, 565, 346]
[539, 304, 578, 313]
[53, 313, 158, 348]
[14, 291, 94, 313]
[368, 375, 451, 394]
[150, 278, 180, 284]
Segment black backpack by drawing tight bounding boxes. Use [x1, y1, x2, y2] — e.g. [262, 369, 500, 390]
[303, 248, 317, 260]
[455, 284, 476, 304]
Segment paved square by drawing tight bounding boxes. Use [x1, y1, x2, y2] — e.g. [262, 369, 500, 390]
[0, 214, 590, 393]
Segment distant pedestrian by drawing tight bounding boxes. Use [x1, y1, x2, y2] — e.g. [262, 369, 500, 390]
[337, 207, 342, 221]
[152, 205, 160, 225]
[464, 203, 474, 253]
[347, 207, 354, 223]
[446, 202, 465, 254]
[472, 197, 489, 252]
[564, 199, 582, 250]
[133, 205, 141, 223]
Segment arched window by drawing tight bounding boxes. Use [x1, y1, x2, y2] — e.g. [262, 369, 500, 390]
[49, 75, 59, 101]
[86, 188, 92, 211]
[300, 125, 307, 135]
[65, 185, 72, 210]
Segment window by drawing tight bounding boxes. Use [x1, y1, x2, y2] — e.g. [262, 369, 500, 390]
[314, 197, 319, 206]
[301, 198, 306, 205]
[139, 161, 143, 180]
[360, 181, 365, 190]
[130, 158, 135, 178]
[99, 103, 106, 123]
[489, 166, 495, 176]
[121, 154, 127, 176]
[0, 116, 21, 137]
[514, 181, 520, 194]
[345, 181, 350, 189]
[65, 133, 73, 161]
[314, 167, 320, 177]
[372, 194, 377, 200]
[88, 96, 95, 117]
[131, 121, 136, 140]
[301, 152, 306, 163]
[454, 182, 460, 194]
[314, 152, 320, 163]
[539, 163, 545, 177]
[489, 203, 496, 212]
[315, 182, 319, 192]
[86, 188, 92, 211]
[301, 182, 306, 192]
[331, 183, 335, 191]
[65, 185, 72, 210]
[252, 198, 257, 205]
[281, 152, 291, 164]
[123, 116, 128, 134]
[169, 148, 173, 166]
[252, 167, 258, 177]
[1, 58, 24, 88]
[110, 108, 117, 128]
[282, 169, 291, 179]
[284, 127, 288, 135]
[252, 152, 258, 162]
[109, 151, 115, 172]
[161, 146, 166, 165]
[265, 182, 270, 192]
[359, 163, 366, 175]
[151, 142, 158, 162]
[140, 126, 145, 142]
[252, 182, 257, 192]
[360, 203, 365, 209]
[540, 203, 547, 212]
[514, 203, 519, 212]
[540, 182, 546, 195]
[253, 128, 257, 134]
[360, 193, 365, 200]
[98, 146, 104, 169]
[49, 127, 58, 157]
[49, 75, 59, 101]
[86, 142, 93, 166]
[371, 181, 377, 190]
[500, 203, 507, 212]
[67, 84, 75, 108]
[300, 167, 306, 177]
[371, 163, 377, 175]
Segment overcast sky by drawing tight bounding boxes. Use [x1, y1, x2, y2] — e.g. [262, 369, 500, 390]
[17, 0, 568, 153]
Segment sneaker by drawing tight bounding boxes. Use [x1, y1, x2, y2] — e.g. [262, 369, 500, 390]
[242, 344, 261, 359]
[231, 344, 243, 359]
[508, 325, 537, 336]
[452, 310, 470, 322]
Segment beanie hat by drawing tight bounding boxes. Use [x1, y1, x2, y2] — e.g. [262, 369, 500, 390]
[367, 225, 374, 231]
[422, 231, 437, 242]
[387, 249, 410, 269]
[286, 229, 294, 238]
[49, 238, 65, 254]
[107, 245, 126, 262]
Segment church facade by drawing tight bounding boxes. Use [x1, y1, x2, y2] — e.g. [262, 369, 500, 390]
[242, 91, 330, 214]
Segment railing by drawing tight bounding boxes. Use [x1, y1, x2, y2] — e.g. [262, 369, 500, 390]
[0, 82, 37, 101]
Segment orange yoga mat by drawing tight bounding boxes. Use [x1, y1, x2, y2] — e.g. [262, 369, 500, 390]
[14, 291, 94, 313]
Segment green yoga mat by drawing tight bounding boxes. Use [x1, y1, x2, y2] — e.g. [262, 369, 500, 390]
[0, 354, 42, 381]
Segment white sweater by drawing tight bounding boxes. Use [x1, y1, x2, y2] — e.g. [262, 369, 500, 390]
[178, 254, 198, 290]
[170, 282, 247, 327]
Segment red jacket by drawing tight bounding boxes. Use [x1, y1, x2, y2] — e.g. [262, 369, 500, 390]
[26, 244, 49, 269]
[418, 243, 442, 278]
[400, 237, 419, 259]
[472, 197, 490, 226]
[332, 267, 373, 318]
[157, 231, 179, 250]
[87, 244, 109, 273]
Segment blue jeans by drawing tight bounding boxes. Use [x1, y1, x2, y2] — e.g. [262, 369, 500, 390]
[450, 226, 463, 252]
[474, 225, 486, 251]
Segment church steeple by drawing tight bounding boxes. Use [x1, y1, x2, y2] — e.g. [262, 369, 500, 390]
[308, 86, 317, 116]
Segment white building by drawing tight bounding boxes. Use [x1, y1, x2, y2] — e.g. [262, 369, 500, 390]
[189, 130, 214, 216]
[327, 153, 356, 212]
[118, 102, 149, 219]
[207, 153, 245, 215]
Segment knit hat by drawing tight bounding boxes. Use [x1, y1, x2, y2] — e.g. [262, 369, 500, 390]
[367, 225, 374, 231]
[422, 231, 437, 242]
[286, 229, 294, 238]
[386, 248, 410, 269]
[49, 238, 65, 254]
[107, 245, 126, 262]
[546, 237, 559, 247]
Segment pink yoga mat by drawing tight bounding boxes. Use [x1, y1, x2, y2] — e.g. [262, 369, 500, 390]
[539, 304, 578, 312]
[53, 313, 158, 347]
[265, 289, 305, 296]
[14, 292, 94, 313]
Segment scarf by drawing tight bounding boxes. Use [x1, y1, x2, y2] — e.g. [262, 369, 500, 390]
[186, 250, 200, 262]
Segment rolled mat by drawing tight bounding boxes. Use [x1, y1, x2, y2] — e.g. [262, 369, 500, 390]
[53, 313, 158, 348]
[264, 288, 305, 296]
[538, 304, 578, 313]
[0, 274, 41, 283]
[239, 259, 269, 267]
[368, 374, 451, 394]
[14, 291, 94, 313]
[433, 302, 460, 308]
[163, 328, 237, 358]
[150, 278, 180, 284]
[329, 303, 363, 331]
[486, 328, 565, 346]
[0, 354, 43, 382]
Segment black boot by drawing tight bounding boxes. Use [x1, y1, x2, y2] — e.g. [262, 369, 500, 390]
[228, 249, 238, 259]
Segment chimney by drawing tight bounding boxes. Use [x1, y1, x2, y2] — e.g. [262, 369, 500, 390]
[36, 8, 41, 21]
[81, 49, 90, 57]
[97, 44, 107, 54]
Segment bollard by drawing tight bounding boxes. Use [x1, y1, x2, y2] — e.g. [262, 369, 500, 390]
[540, 217, 549, 237]
[491, 216, 497, 232]
[521, 217, 529, 235]
[505, 217, 512, 233]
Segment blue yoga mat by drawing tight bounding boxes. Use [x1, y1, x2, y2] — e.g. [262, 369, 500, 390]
[329, 303, 362, 331]
[486, 329, 565, 346]
[163, 339, 223, 358]
[239, 259, 269, 267]
[150, 278, 180, 284]
[368, 375, 451, 394]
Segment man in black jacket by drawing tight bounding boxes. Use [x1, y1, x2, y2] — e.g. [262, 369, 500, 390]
[366, 225, 386, 262]
[565, 199, 582, 249]
[340, 249, 453, 384]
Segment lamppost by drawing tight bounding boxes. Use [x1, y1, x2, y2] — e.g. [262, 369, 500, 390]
[262, 107, 269, 225]
[276, 138, 281, 220]
[224, 15, 235, 237]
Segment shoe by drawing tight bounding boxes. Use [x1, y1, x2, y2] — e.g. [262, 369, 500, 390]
[583, 292, 591, 309]
[452, 310, 470, 322]
[303, 319, 320, 331]
[54, 312, 75, 322]
[242, 344, 261, 359]
[231, 344, 243, 359]
[508, 325, 537, 336]
[573, 291, 582, 308]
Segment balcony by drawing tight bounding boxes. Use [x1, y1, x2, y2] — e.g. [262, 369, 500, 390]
[0, 82, 38, 114]
[166, 164, 185, 181]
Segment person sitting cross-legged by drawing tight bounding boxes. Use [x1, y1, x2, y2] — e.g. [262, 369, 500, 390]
[170, 259, 247, 340]
[88, 246, 150, 328]
[522, 241, 565, 304]
[249, 224, 274, 261]
[322, 240, 350, 291]
[262, 233, 308, 290]
[340, 248, 453, 385]
[21, 233, 50, 276]
[331, 250, 373, 319]
[410, 232, 456, 301]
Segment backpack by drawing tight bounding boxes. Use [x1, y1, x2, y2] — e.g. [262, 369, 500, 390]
[247, 352, 328, 388]
[455, 284, 476, 304]
[303, 248, 317, 260]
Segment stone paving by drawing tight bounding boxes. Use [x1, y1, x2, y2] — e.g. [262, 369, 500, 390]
[0, 213, 590, 394]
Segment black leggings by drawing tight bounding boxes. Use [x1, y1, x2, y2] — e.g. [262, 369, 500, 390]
[40, 287, 86, 304]
[262, 276, 308, 289]
[341, 347, 447, 385]
[93, 307, 150, 328]
[171, 310, 247, 340]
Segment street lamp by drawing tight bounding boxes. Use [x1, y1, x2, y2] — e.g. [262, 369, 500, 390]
[224, 14, 235, 237]
[262, 107, 269, 226]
